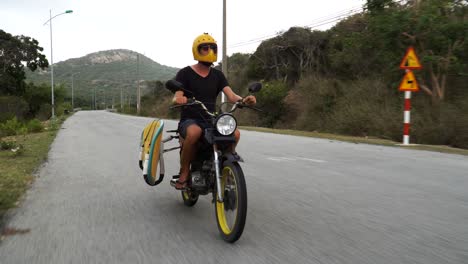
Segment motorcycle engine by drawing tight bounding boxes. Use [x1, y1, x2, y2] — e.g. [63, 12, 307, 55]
[191, 171, 206, 188]
[190, 160, 213, 194]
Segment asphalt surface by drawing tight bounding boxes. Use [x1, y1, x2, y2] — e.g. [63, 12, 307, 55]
[1, 111, 467, 264]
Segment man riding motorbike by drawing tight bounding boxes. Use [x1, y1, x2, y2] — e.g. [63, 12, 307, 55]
[171, 33, 256, 190]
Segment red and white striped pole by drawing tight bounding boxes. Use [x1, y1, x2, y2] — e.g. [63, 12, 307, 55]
[399, 47, 421, 145]
[403, 88, 412, 145]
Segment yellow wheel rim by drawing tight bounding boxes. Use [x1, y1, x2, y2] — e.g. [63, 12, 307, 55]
[183, 191, 189, 200]
[216, 166, 238, 235]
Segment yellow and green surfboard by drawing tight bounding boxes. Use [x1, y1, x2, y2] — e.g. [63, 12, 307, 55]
[139, 119, 165, 186]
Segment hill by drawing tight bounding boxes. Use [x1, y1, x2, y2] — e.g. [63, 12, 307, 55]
[26, 49, 179, 108]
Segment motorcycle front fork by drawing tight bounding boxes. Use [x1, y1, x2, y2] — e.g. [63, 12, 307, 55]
[213, 144, 223, 203]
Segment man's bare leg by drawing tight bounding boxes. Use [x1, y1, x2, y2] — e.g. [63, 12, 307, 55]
[177, 124, 202, 189]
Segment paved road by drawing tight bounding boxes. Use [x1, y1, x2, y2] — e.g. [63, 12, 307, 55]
[1, 111, 467, 264]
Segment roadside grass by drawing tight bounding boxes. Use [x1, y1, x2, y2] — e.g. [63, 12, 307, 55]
[239, 126, 468, 156]
[0, 117, 66, 225]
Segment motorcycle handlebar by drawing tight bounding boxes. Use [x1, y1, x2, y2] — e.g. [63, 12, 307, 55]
[170, 98, 263, 114]
[243, 105, 263, 112]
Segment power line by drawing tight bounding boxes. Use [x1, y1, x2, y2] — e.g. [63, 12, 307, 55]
[229, 7, 362, 48]
[228, 6, 363, 49]
[303, 5, 363, 27]
[229, 6, 362, 47]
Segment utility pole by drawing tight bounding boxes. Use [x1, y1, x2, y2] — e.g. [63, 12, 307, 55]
[71, 72, 79, 111]
[120, 87, 123, 109]
[222, 0, 227, 103]
[71, 74, 74, 110]
[137, 54, 141, 115]
[94, 87, 96, 110]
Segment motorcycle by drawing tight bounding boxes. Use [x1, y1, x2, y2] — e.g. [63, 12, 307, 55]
[161, 80, 262, 243]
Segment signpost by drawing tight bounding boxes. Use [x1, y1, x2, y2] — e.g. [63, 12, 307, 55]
[398, 46, 422, 145]
[398, 70, 419, 92]
[399, 47, 422, 70]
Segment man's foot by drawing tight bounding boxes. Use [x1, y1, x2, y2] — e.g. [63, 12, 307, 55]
[173, 172, 189, 190]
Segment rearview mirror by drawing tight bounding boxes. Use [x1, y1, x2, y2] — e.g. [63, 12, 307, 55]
[165, 80, 184, 93]
[248, 82, 262, 93]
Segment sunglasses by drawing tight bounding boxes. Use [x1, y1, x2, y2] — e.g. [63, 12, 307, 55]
[198, 44, 218, 54]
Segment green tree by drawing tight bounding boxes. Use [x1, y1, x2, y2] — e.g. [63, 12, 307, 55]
[22, 82, 65, 119]
[328, 0, 467, 102]
[327, 14, 375, 79]
[409, 0, 467, 101]
[247, 27, 329, 83]
[254, 81, 289, 127]
[0, 30, 49, 96]
[365, 0, 396, 13]
[226, 53, 251, 93]
[363, 0, 467, 101]
[24, 82, 50, 118]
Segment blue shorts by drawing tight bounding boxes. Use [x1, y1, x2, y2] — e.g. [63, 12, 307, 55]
[178, 119, 211, 139]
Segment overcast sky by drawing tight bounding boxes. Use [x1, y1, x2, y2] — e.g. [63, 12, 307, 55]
[1, 0, 365, 69]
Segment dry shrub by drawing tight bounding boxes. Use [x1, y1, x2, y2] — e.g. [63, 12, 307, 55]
[327, 78, 401, 139]
[411, 96, 468, 148]
[293, 75, 343, 131]
[140, 90, 179, 120]
[287, 76, 402, 139]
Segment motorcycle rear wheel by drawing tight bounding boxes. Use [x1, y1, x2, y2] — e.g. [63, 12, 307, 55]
[215, 162, 247, 243]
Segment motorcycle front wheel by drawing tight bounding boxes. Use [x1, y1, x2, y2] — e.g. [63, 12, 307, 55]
[215, 162, 247, 243]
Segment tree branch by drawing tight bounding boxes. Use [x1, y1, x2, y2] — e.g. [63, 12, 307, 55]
[441, 74, 447, 100]
[402, 32, 417, 43]
[419, 84, 433, 96]
[430, 69, 443, 99]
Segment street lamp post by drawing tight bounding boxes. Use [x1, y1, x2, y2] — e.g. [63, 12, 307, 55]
[43, 9, 73, 119]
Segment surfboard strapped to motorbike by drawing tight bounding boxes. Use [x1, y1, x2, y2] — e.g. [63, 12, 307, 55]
[139, 119, 167, 186]
[139, 119, 183, 186]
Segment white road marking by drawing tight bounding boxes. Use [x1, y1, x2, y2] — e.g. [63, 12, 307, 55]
[267, 156, 327, 163]
[268, 158, 285, 162]
[295, 157, 327, 163]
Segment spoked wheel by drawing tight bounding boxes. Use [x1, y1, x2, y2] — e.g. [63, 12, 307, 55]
[215, 162, 247, 243]
[181, 189, 199, 207]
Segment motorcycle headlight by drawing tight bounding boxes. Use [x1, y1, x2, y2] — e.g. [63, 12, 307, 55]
[216, 114, 237, 135]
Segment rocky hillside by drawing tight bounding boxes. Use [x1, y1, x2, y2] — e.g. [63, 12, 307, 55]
[27, 49, 178, 83]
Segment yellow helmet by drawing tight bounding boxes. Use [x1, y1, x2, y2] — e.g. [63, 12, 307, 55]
[192, 33, 218, 63]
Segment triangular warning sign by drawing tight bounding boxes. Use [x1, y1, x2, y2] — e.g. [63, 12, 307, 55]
[399, 71, 420, 92]
[400, 47, 422, 70]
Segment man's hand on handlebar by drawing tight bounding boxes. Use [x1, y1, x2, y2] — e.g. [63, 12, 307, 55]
[242, 95, 256, 106]
[172, 91, 188, 105]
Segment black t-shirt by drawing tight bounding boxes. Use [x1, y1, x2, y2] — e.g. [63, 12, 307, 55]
[174, 66, 229, 121]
